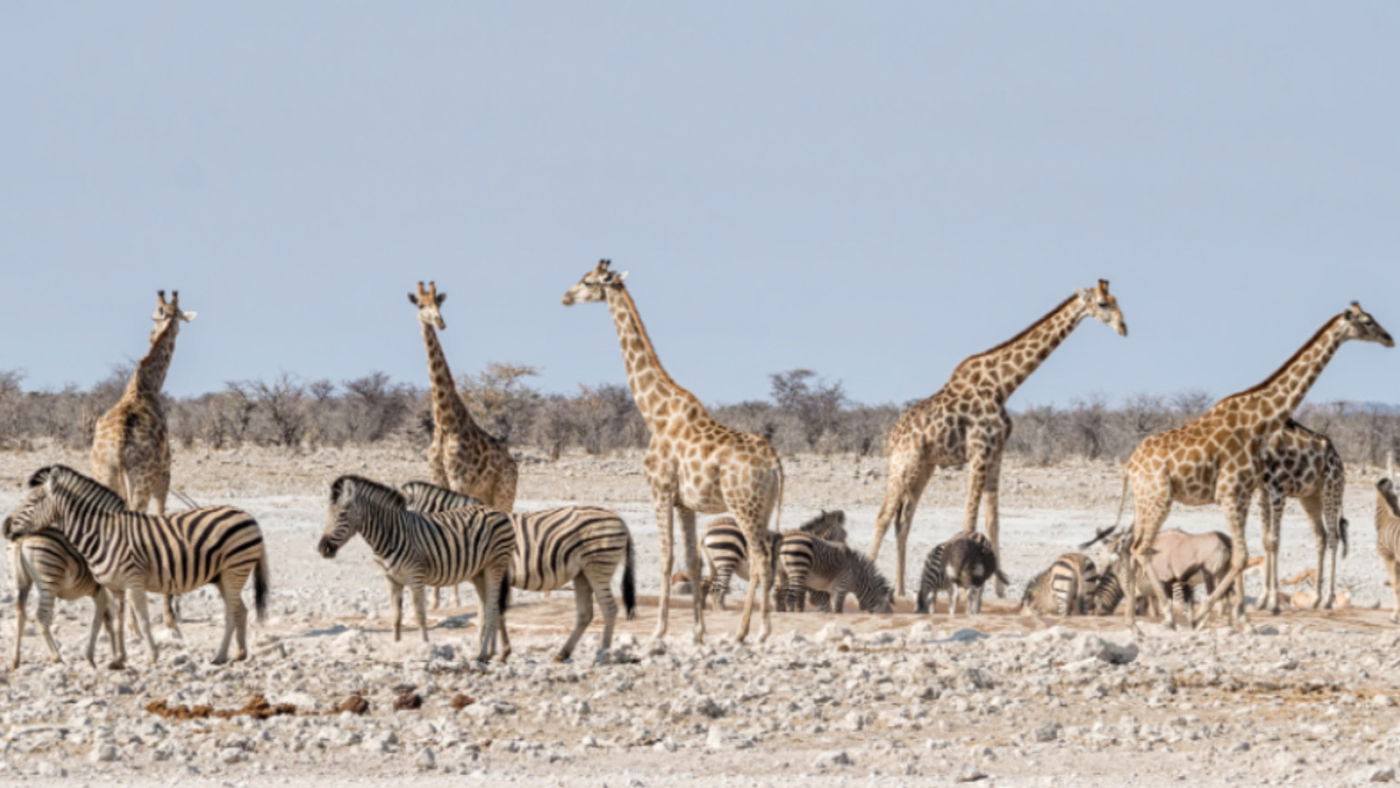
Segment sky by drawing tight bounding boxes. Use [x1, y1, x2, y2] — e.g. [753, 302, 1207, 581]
[3, 2, 1398, 409]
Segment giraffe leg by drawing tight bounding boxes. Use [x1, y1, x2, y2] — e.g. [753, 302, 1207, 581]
[1299, 493, 1329, 610]
[1193, 489, 1251, 630]
[1260, 492, 1282, 614]
[676, 507, 706, 644]
[982, 444, 1006, 598]
[1128, 491, 1174, 632]
[871, 446, 933, 598]
[650, 497, 676, 646]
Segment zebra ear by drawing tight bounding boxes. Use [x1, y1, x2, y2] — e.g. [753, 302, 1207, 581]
[26, 466, 53, 488]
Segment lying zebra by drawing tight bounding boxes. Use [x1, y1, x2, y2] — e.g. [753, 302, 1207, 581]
[3, 465, 270, 667]
[10, 529, 117, 668]
[320, 475, 513, 663]
[1020, 552, 1099, 616]
[402, 481, 637, 662]
[778, 533, 893, 613]
[701, 509, 847, 611]
[916, 531, 1007, 615]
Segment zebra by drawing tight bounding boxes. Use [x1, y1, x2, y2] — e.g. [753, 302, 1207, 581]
[1020, 552, 1099, 616]
[320, 476, 513, 663]
[1377, 478, 1400, 623]
[2, 465, 269, 667]
[915, 531, 1007, 615]
[701, 509, 847, 611]
[777, 532, 893, 613]
[10, 529, 117, 668]
[398, 483, 490, 610]
[400, 480, 637, 662]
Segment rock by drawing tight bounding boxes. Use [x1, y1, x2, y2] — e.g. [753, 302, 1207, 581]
[1362, 766, 1396, 783]
[1375, 695, 1397, 708]
[1032, 723, 1061, 743]
[394, 691, 424, 710]
[1075, 635, 1139, 664]
[89, 743, 119, 763]
[956, 764, 989, 782]
[814, 750, 854, 768]
[415, 748, 436, 770]
[336, 695, 370, 715]
[815, 623, 854, 644]
[218, 747, 248, 764]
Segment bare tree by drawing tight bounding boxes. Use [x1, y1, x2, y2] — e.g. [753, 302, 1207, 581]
[770, 369, 847, 451]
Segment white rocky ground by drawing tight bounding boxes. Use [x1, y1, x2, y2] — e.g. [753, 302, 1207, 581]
[0, 444, 1397, 786]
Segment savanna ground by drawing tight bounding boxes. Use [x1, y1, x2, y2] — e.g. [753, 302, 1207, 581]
[0, 444, 1397, 786]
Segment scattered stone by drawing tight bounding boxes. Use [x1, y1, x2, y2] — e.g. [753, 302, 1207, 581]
[814, 750, 854, 768]
[336, 695, 370, 715]
[1032, 722, 1061, 743]
[89, 743, 119, 763]
[451, 694, 475, 710]
[394, 691, 424, 711]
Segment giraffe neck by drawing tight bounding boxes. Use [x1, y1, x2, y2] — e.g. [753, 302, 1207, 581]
[603, 284, 697, 432]
[123, 320, 180, 400]
[1231, 315, 1347, 423]
[420, 321, 473, 433]
[956, 294, 1086, 402]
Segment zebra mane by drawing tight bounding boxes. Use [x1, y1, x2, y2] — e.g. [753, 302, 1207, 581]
[330, 475, 406, 510]
[798, 509, 846, 539]
[400, 480, 484, 513]
[31, 465, 127, 512]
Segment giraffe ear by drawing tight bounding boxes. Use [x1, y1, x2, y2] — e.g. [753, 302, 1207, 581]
[436, 292, 447, 305]
[408, 293, 420, 306]
[180, 311, 197, 322]
[615, 270, 629, 283]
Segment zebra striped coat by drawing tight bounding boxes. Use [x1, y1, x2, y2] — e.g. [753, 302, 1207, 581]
[10, 528, 117, 668]
[2, 465, 269, 667]
[916, 531, 1007, 615]
[402, 481, 637, 662]
[1377, 479, 1400, 623]
[1020, 553, 1099, 616]
[701, 510, 846, 611]
[778, 532, 893, 613]
[321, 476, 514, 663]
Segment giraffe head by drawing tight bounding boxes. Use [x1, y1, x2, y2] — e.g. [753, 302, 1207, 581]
[1339, 302, 1393, 347]
[150, 290, 196, 342]
[561, 259, 628, 306]
[408, 281, 447, 330]
[1076, 279, 1128, 337]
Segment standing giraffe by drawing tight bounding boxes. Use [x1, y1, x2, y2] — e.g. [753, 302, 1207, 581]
[1122, 302, 1392, 630]
[1256, 419, 1345, 614]
[90, 290, 195, 516]
[410, 281, 518, 511]
[869, 280, 1128, 597]
[562, 260, 784, 644]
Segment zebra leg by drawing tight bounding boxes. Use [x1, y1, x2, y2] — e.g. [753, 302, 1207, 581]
[12, 577, 29, 669]
[410, 582, 429, 643]
[221, 573, 252, 663]
[432, 586, 442, 611]
[87, 589, 115, 668]
[385, 577, 405, 642]
[108, 591, 128, 670]
[558, 574, 594, 662]
[162, 594, 182, 637]
[970, 585, 984, 615]
[589, 567, 620, 659]
[454, 584, 463, 608]
[711, 564, 733, 612]
[471, 573, 499, 664]
[1389, 560, 1400, 624]
[128, 589, 159, 664]
[35, 586, 62, 663]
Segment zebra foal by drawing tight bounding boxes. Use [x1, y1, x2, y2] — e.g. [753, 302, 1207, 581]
[1377, 479, 1400, 623]
[701, 509, 846, 611]
[402, 481, 637, 662]
[778, 532, 893, 613]
[10, 529, 117, 668]
[2, 465, 269, 667]
[320, 476, 513, 663]
[916, 531, 1007, 615]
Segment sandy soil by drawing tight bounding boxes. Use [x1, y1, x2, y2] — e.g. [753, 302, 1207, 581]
[0, 444, 1397, 786]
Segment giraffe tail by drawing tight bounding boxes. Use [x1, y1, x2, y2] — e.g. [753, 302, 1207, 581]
[1111, 473, 1131, 531]
[1339, 517, 1349, 559]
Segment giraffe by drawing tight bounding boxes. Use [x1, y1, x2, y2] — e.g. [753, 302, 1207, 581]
[90, 290, 195, 633]
[562, 260, 784, 644]
[410, 281, 518, 512]
[869, 280, 1128, 597]
[1121, 302, 1392, 631]
[1256, 419, 1345, 614]
[90, 290, 195, 516]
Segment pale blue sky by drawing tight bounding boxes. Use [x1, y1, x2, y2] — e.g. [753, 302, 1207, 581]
[3, 3, 1397, 407]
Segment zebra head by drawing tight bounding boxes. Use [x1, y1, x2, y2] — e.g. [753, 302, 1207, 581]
[3, 466, 65, 539]
[321, 475, 407, 558]
[561, 259, 627, 306]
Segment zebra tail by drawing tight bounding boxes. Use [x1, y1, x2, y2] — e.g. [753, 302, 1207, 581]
[915, 583, 930, 615]
[253, 552, 270, 623]
[622, 536, 637, 620]
[498, 572, 511, 615]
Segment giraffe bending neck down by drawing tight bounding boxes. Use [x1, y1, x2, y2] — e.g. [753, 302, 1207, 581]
[869, 280, 1128, 597]
[563, 260, 784, 644]
[1122, 302, 1392, 631]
